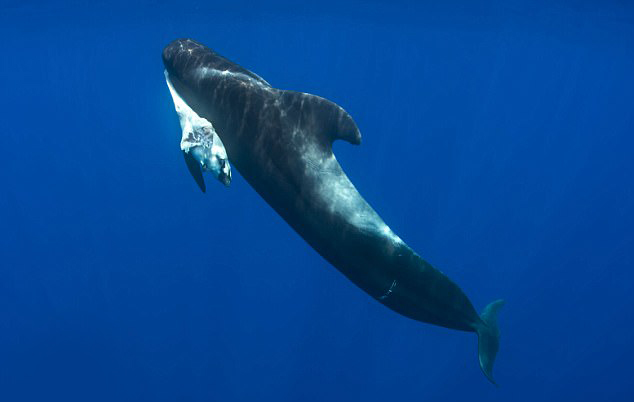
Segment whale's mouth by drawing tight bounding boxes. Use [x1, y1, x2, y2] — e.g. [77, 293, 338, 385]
[164, 70, 231, 191]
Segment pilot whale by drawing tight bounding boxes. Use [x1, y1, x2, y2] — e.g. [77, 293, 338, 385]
[162, 38, 504, 384]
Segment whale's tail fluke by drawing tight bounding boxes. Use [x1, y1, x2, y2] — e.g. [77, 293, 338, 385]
[476, 299, 505, 385]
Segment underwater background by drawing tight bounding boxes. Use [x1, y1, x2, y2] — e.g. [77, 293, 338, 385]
[1, 1, 633, 401]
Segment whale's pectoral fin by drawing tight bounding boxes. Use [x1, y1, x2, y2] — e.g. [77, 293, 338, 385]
[183, 151, 206, 193]
[279, 90, 362, 146]
[476, 299, 505, 385]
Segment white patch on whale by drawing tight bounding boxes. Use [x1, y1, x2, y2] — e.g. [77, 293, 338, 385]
[164, 70, 231, 186]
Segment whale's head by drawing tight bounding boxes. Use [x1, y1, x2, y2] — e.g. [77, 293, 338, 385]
[162, 39, 270, 93]
[162, 40, 239, 191]
[162, 39, 273, 192]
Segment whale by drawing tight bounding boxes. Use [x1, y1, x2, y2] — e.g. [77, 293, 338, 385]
[162, 38, 504, 384]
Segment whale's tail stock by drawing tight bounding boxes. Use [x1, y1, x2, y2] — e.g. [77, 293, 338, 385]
[475, 299, 505, 385]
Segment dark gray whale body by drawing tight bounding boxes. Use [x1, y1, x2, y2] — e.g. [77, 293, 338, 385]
[162, 38, 504, 384]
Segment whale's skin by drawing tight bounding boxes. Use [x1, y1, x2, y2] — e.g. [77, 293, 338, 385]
[162, 39, 502, 382]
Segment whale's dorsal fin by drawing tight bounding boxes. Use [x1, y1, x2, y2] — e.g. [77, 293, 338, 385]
[278, 90, 362, 146]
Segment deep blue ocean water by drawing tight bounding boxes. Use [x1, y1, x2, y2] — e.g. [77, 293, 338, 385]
[1, 1, 633, 401]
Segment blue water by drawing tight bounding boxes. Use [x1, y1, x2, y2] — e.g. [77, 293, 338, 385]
[1, 1, 633, 401]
